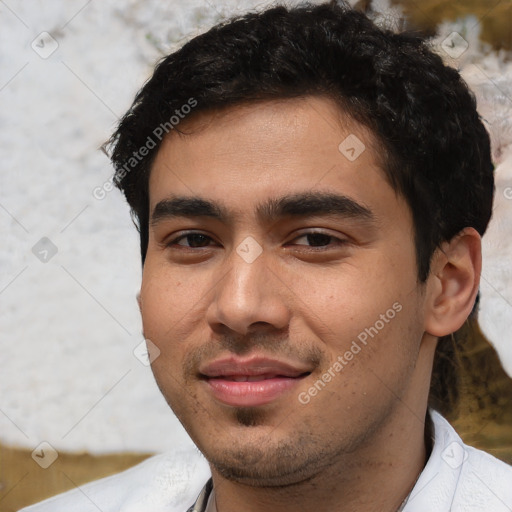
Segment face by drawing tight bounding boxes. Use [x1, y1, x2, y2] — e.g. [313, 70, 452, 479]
[139, 96, 432, 486]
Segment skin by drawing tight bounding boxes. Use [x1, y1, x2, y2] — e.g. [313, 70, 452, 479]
[138, 96, 481, 512]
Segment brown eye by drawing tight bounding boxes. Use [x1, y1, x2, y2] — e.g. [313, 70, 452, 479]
[304, 233, 332, 247]
[169, 233, 213, 248]
[293, 232, 345, 247]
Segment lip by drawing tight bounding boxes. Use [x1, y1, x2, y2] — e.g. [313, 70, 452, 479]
[199, 356, 311, 407]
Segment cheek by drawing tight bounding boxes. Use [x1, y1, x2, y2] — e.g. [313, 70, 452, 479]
[139, 261, 215, 390]
[140, 266, 190, 355]
[286, 251, 420, 361]
[139, 270, 192, 404]
[139, 260, 205, 336]
[288, 252, 403, 316]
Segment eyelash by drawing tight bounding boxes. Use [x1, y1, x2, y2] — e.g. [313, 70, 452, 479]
[165, 230, 348, 249]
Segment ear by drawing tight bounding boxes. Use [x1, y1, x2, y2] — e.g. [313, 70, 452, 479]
[424, 227, 481, 337]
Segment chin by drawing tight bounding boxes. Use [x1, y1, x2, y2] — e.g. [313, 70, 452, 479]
[201, 425, 336, 488]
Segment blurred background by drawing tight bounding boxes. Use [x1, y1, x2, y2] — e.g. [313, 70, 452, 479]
[1, 0, 511, 510]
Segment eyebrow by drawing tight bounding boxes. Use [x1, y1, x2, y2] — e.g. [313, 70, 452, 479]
[150, 192, 376, 227]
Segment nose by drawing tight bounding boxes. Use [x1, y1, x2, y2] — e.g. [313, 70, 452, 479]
[205, 246, 291, 336]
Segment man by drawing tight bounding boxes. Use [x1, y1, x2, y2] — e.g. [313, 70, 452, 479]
[22, 1, 512, 511]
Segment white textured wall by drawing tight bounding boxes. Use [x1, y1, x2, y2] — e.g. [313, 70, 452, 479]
[1, 0, 511, 455]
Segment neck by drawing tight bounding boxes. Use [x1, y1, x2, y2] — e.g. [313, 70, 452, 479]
[211, 406, 430, 512]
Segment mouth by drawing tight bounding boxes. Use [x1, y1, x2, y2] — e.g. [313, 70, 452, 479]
[199, 357, 312, 407]
[213, 373, 306, 382]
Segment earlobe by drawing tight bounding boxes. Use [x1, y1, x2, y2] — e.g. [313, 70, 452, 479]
[424, 228, 482, 337]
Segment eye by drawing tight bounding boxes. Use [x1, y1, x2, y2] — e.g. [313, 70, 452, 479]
[167, 232, 216, 248]
[291, 231, 346, 248]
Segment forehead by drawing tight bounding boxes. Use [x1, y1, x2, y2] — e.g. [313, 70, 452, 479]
[148, 96, 402, 225]
[161, 96, 382, 159]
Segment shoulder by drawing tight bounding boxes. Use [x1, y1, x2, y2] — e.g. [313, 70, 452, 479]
[405, 410, 512, 512]
[19, 447, 211, 512]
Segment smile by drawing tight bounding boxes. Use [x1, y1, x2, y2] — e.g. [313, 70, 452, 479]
[199, 356, 312, 407]
[204, 375, 309, 407]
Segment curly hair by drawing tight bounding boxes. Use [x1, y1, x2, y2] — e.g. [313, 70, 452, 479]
[107, 0, 495, 416]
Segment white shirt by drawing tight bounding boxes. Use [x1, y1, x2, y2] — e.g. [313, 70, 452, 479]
[20, 410, 512, 512]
